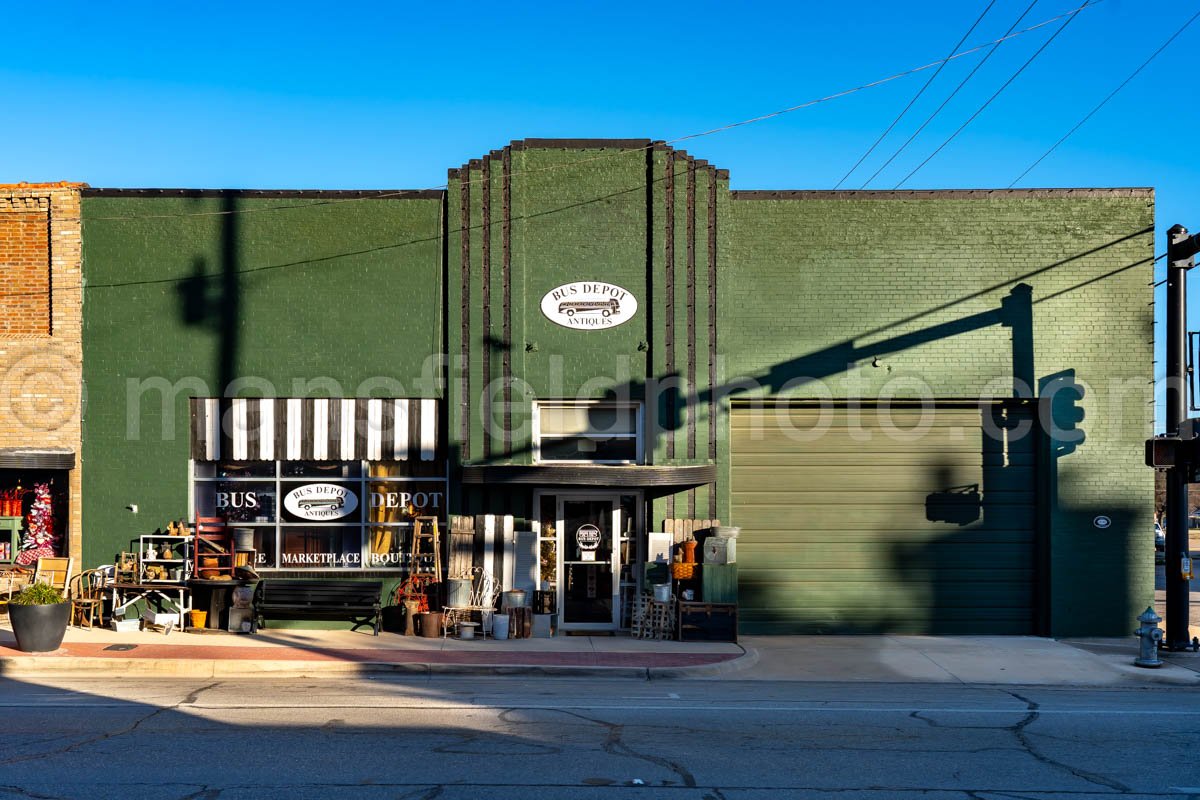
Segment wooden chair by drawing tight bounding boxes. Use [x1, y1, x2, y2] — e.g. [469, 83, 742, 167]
[442, 567, 502, 639]
[0, 566, 33, 602]
[68, 568, 107, 629]
[194, 516, 234, 578]
[33, 556, 73, 594]
[114, 551, 139, 583]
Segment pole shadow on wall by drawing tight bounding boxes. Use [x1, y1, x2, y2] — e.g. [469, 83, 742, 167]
[176, 194, 241, 398]
[887, 284, 1044, 635]
[889, 299, 1136, 636]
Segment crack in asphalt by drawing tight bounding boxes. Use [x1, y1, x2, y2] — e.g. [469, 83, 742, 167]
[553, 709, 698, 788]
[2, 780, 1183, 797]
[0, 682, 222, 767]
[177, 788, 222, 800]
[393, 787, 444, 800]
[1003, 690, 1131, 794]
[0, 706, 170, 766]
[181, 682, 221, 705]
[909, 710, 1024, 732]
[427, 710, 564, 756]
[0, 784, 69, 800]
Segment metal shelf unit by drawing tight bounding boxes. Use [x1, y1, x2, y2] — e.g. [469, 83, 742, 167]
[138, 534, 192, 583]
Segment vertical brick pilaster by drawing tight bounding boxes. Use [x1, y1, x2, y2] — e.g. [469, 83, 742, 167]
[0, 183, 85, 567]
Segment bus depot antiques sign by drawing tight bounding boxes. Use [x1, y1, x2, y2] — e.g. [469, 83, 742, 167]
[576, 523, 602, 561]
[283, 483, 359, 521]
[540, 281, 638, 329]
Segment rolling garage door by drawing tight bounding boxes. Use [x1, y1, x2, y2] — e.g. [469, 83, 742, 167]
[731, 402, 1038, 634]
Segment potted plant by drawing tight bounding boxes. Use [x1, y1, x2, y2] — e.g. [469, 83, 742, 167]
[8, 581, 70, 652]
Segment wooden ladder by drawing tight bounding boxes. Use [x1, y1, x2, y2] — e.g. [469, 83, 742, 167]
[409, 516, 442, 584]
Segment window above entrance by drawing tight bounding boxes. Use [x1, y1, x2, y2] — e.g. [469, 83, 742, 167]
[533, 402, 642, 465]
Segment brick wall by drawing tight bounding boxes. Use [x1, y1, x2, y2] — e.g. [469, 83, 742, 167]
[447, 141, 728, 529]
[0, 206, 51, 335]
[721, 188, 1156, 636]
[80, 191, 443, 567]
[0, 183, 84, 566]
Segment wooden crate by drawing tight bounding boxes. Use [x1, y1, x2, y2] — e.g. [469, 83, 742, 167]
[631, 596, 675, 640]
[701, 564, 738, 604]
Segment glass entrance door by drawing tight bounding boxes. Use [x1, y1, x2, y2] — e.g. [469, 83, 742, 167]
[558, 495, 620, 630]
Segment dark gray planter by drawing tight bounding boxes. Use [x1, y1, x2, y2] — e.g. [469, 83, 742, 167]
[8, 601, 70, 653]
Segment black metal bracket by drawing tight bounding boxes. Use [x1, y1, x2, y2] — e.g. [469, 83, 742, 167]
[1189, 331, 1200, 411]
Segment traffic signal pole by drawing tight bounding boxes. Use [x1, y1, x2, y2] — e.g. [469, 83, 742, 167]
[1165, 224, 1192, 650]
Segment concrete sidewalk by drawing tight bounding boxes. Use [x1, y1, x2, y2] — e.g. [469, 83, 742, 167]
[0, 619, 748, 679]
[3, 616, 1200, 684]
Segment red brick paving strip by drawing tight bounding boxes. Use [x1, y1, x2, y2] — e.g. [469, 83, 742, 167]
[1, 642, 737, 668]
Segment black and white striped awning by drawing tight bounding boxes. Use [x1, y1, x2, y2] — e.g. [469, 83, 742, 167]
[189, 398, 439, 462]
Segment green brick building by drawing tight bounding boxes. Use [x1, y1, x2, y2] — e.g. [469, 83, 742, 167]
[78, 139, 1155, 637]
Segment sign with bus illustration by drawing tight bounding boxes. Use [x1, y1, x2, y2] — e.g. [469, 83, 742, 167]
[540, 281, 639, 329]
[283, 483, 359, 521]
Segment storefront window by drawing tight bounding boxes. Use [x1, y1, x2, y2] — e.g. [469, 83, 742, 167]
[217, 462, 276, 479]
[239, 528, 276, 569]
[366, 525, 410, 569]
[280, 526, 361, 569]
[0, 470, 69, 566]
[534, 402, 642, 464]
[193, 482, 277, 523]
[283, 461, 362, 479]
[191, 460, 446, 572]
[538, 494, 557, 587]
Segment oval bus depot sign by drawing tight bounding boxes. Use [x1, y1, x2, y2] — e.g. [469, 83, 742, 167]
[540, 281, 638, 330]
[284, 483, 359, 521]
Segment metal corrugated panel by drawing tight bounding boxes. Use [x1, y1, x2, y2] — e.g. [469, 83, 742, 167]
[0, 449, 75, 470]
[732, 404, 1036, 635]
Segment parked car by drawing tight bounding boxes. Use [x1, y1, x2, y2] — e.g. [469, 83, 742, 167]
[1155, 522, 1165, 551]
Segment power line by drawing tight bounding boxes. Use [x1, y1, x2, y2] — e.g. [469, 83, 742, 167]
[83, 4, 1103, 223]
[894, 0, 1092, 188]
[860, 1, 1040, 189]
[1009, 9, 1200, 187]
[833, 0, 996, 190]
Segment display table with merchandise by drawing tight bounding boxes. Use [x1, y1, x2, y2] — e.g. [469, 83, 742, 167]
[109, 581, 191, 634]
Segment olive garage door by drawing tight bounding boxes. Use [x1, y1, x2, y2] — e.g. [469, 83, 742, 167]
[731, 403, 1038, 634]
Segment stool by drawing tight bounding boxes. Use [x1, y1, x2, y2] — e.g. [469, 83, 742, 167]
[403, 599, 420, 636]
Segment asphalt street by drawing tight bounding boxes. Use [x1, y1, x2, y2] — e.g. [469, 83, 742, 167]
[1, 674, 1198, 799]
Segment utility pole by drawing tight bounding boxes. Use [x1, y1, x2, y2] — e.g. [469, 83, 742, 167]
[1165, 224, 1200, 650]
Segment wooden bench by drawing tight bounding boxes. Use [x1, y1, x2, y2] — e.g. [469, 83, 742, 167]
[251, 580, 382, 636]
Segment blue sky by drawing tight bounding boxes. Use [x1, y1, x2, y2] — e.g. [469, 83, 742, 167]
[4, 0, 1197, 424]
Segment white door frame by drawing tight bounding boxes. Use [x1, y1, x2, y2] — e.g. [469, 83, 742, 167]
[534, 489, 642, 632]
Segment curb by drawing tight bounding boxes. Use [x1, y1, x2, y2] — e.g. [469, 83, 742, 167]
[650, 644, 759, 679]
